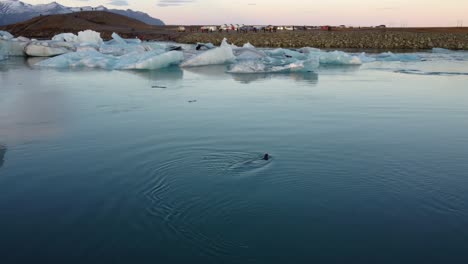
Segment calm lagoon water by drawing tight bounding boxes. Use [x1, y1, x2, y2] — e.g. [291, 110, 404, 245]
[1, 52, 468, 263]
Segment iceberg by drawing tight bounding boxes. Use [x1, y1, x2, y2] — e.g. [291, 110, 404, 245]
[115, 50, 184, 70]
[181, 38, 236, 67]
[265, 48, 309, 60]
[99, 44, 150, 56]
[234, 47, 266, 60]
[228, 56, 319, 73]
[99, 33, 152, 56]
[196, 42, 216, 50]
[37, 50, 117, 69]
[0, 31, 14, 40]
[76, 44, 99, 52]
[357, 52, 377, 63]
[0, 37, 30, 57]
[242, 42, 256, 49]
[77, 30, 103, 45]
[37, 49, 184, 70]
[25, 41, 76, 57]
[52, 33, 79, 43]
[111, 32, 127, 45]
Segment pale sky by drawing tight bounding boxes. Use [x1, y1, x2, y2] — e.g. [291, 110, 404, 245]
[26, 0, 468, 26]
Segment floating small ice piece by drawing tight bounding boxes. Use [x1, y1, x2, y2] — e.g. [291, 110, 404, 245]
[52, 33, 78, 43]
[319, 51, 362, 65]
[432, 48, 451, 53]
[0, 31, 14, 40]
[181, 38, 235, 67]
[77, 30, 103, 45]
[376, 52, 421, 62]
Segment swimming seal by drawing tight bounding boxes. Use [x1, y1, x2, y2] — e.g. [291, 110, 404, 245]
[263, 153, 270, 161]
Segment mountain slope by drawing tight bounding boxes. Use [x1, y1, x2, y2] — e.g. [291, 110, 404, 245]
[0, 11, 176, 41]
[0, 0, 164, 26]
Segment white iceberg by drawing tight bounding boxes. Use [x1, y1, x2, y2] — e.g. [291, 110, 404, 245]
[181, 38, 236, 67]
[77, 30, 103, 45]
[52, 33, 79, 43]
[25, 41, 76, 57]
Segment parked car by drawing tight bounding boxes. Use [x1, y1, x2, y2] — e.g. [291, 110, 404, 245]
[284, 26, 294, 31]
[177, 26, 186, 32]
[239, 26, 255, 32]
[201, 26, 218, 32]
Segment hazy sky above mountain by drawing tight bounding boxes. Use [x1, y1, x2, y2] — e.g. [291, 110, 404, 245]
[25, 0, 468, 26]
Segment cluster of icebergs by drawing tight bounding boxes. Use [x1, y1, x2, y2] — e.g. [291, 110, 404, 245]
[1, 29, 424, 73]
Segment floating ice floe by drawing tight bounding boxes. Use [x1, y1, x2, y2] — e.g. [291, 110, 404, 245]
[375, 52, 421, 62]
[181, 38, 236, 67]
[318, 51, 362, 65]
[228, 58, 319, 73]
[432, 48, 451, 54]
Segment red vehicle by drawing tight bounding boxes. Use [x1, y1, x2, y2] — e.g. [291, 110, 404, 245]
[321, 25, 332, 31]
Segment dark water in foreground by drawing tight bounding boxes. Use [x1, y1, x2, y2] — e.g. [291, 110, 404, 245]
[1, 55, 468, 263]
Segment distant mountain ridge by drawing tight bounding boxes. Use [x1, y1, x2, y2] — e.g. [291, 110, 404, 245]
[0, 0, 164, 26]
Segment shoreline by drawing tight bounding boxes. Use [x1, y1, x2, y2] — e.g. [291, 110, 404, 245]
[172, 30, 468, 50]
